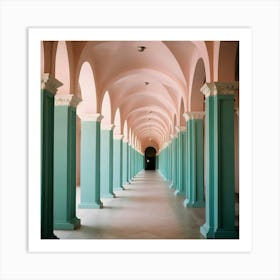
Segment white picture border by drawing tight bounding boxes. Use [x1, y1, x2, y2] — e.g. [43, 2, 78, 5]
[1, 1, 279, 279]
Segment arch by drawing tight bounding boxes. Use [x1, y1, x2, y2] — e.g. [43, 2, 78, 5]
[191, 41, 211, 82]
[218, 41, 239, 82]
[189, 58, 206, 112]
[179, 98, 185, 126]
[55, 41, 70, 94]
[41, 42, 44, 74]
[77, 61, 97, 117]
[144, 147, 157, 170]
[128, 128, 132, 145]
[123, 120, 128, 140]
[113, 108, 121, 136]
[235, 43, 239, 81]
[42, 41, 57, 75]
[173, 114, 177, 135]
[101, 91, 112, 129]
[103, 68, 186, 107]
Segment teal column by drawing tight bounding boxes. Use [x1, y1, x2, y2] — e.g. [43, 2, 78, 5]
[176, 130, 180, 193]
[126, 142, 129, 183]
[133, 148, 137, 176]
[183, 112, 205, 208]
[128, 144, 132, 182]
[175, 127, 185, 196]
[122, 139, 128, 187]
[181, 130, 186, 196]
[169, 138, 174, 188]
[132, 147, 135, 177]
[113, 134, 123, 191]
[79, 114, 103, 209]
[54, 94, 81, 230]
[200, 82, 239, 239]
[184, 125, 190, 204]
[167, 142, 172, 181]
[155, 155, 158, 170]
[41, 74, 62, 239]
[171, 135, 178, 188]
[169, 140, 173, 187]
[100, 125, 115, 198]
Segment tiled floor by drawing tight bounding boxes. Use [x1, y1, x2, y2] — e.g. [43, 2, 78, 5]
[54, 170, 207, 239]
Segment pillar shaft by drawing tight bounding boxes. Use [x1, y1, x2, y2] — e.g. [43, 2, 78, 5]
[128, 145, 132, 182]
[122, 140, 128, 186]
[175, 128, 185, 196]
[184, 113, 205, 208]
[171, 137, 177, 188]
[41, 74, 62, 239]
[54, 94, 81, 229]
[113, 135, 123, 190]
[200, 82, 238, 239]
[79, 114, 103, 208]
[168, 143, 172, 181]
[100, 127, 115, 198]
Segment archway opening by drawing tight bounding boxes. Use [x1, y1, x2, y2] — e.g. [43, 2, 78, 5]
[145, 147, 156, 170]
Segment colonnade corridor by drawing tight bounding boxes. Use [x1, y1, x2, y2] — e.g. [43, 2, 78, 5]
[54, 170, 205, 239]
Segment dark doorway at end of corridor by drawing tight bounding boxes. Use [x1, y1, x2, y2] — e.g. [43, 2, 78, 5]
[145, 147, 156, 170]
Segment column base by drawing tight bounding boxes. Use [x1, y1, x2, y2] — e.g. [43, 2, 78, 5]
[184, 198, 205, 208]
[101, 192, 116, 198]
[54, 217, 81, 230]
[78, 201, 103, 209]
[41, 233, 59, 239]
[114, 186, 125, 191]
[183, 198, 190, 207]
[212, 228, 239, 239]
[200, 223, 216, 238]
[185, 200, 205, 208]
[169, 183, 175, 189]
[174, 190, 184, 196]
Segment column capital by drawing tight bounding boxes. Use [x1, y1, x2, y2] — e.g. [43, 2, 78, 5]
[102, 124, 115, 130]
[175, 126, 186, 132]
[41, 73, 63, 94]
[78, 113, 103, 122]
[123, 137, 128, 143]
[55, 93, 82, 107]
[183, 112, 205, 121]
[170, 133, 178, 139]
[162, 141, 169, 149]
[200, 82, 239, 98]
[114, 134, 123, 140]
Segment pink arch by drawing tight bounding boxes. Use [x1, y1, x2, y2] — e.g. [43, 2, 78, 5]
[189, 58, 206, 112]
[77, 61, 97, 117]
[192, 41, 211, 82]
[123, 120, 128, 140]
[101, 91, 112, 128]
[55, 41, 70, 94]
[113, 108, 121, 135]
[41, 42, 44, 74]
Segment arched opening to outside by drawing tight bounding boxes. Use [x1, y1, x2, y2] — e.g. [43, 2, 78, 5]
[145, 147, 156, 170]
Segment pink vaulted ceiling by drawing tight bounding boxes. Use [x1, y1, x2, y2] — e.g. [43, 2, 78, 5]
[74, 41, 209, 153]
